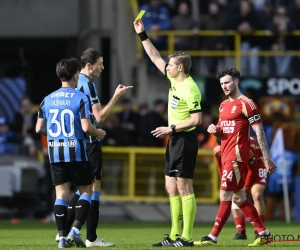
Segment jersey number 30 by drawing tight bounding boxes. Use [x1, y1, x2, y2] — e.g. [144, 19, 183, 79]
[49, 109, 75, 137]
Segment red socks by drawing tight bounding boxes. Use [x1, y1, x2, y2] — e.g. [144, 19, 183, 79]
[210, 201, 232, 237]
[238, 199, 266, 233]
[234, 216, 245, 232]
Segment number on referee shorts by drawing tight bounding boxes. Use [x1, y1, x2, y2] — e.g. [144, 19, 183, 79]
[48, 109, 75, 137]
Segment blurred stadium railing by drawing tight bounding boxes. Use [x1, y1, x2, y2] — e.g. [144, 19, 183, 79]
[135, 30, 300, 71]
[100, 147, 219, 203]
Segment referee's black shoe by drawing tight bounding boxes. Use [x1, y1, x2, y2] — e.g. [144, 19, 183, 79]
[163, 236, 194, 247]
[152, 234, 175, 247]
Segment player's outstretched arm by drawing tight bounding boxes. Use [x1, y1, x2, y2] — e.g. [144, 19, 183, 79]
[252, 123, 277, 174]
[133, 19, 167, 74]
[92, 85, 133, 123]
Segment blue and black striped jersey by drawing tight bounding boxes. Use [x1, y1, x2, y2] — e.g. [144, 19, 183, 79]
[77, 73, 100, 144]
[38, 87, 91, 163]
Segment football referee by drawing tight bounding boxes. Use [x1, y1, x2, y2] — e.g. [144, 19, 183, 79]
[133, 19, 202, 247]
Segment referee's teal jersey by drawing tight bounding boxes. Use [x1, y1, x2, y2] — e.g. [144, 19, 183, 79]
[77, 73, 99, 144]
[38, 87, 91, 163]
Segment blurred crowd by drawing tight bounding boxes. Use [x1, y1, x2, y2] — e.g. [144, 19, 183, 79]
[0, 95, 40, 156]
[138, 0, 300, 76]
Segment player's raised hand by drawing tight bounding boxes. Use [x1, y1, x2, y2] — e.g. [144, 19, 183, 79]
[133, 19, 144, 34]
[207, 124, 221, 134]
[264, 158, 277, 174]
[114, 84, 133, 98]
[96, 128, 106, 140]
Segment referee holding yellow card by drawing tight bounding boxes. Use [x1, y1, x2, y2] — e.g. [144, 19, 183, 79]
[133, 15, 202, 247]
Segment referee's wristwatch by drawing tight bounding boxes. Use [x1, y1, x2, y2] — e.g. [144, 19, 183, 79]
[170, 124, 176, 133]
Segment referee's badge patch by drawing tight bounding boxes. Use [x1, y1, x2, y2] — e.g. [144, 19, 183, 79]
[171, 95, 179, 109]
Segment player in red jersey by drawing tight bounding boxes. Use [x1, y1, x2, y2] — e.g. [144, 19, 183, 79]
[214, 137, 267, 240]
[195, 67, 276, 247]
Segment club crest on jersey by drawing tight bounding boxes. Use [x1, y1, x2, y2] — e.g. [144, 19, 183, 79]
[231, 105, 236, 113]
[220, 107, 224, 112]
[171, 95, 180, 109]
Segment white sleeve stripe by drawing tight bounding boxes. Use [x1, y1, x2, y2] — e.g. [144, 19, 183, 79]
[240, 96, 256, 110]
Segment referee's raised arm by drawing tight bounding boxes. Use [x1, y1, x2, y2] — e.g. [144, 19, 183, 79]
[133, 19, 167, 75]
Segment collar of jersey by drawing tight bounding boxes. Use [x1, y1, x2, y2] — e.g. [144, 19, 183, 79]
[80, 73, 92, 81]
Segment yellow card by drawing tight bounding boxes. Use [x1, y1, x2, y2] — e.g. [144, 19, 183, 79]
[135, 10, 146, 21]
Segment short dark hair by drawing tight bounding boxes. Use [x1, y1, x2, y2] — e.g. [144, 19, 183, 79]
[216, 67, 241, 81]
[81, 48, 103, 68]
[168, 51, 192, 75]
[56, 58, 81, 82]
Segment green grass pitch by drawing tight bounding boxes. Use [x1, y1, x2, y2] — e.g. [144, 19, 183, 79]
[0, 220, 300, 249]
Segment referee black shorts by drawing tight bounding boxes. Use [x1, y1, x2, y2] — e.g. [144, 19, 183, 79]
[165, 130, 198, 179]
[86, 141, 102, 180]
[51, 161, 93, 187]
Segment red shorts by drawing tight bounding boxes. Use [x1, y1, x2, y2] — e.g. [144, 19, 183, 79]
[248, 161, 267, 187]
[220, 161, 247, 191]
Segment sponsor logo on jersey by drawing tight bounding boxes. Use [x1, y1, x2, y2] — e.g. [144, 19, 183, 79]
[68, 140, 76, 147]
[223, 127, 234, 133]
[220, 120, 235, 134]
[49, 140, 76, 148]
[220, 120, 235, 126]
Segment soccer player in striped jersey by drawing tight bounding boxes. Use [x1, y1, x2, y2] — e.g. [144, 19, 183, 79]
[214, 137, 267, 240]
[64, 48, 133, 247]
[195, 67, 276, 247]
[36, 58, 105, 248]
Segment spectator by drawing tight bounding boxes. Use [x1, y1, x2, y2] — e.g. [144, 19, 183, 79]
[140, 0, 171, 73]
[138, 103, 150, 117]
[269, 6, 295, 76]
[10, 95, 39, 156]
[289, 0, 300, 74]
[252, 0, 267, 13]
[139, 99, 168, 147]
[231, 0, 264, 76]
[0, 117, 21, 154]
[141, 0, 171, 44]
[213, 0, 239, 21]
[117, 98, 140, 146]
[171, 1, 198, 51]
[258, 0, 274, 75]
[101, 113, 129, 146]
[199, 2, 227, 75]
